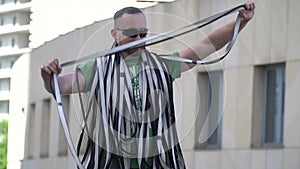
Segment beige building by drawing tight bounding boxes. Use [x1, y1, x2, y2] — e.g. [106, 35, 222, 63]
[1, 0, 31, 167]
[8, 0, 300, 169]
[0, 0, 31, 120]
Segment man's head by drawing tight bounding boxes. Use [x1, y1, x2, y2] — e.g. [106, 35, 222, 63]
[111, 7, 148, 57]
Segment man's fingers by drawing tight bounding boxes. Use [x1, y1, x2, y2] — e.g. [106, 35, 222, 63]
[40, 59, 62, 76]
[52, 58, 62, 74]
[48, 61, 60, 74]
[244, 1, 255, 11]
[239, 1, 255, 21]
[41, 65, 52, 80]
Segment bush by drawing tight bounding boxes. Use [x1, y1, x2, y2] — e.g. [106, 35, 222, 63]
[0, 120, 8, 169]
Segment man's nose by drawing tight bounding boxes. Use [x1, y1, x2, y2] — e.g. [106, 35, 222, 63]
[134, 34, 142, 40]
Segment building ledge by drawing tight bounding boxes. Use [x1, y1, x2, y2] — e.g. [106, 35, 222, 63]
[0, 25, 30, 36]
[0, 113, 9, 121]
[0, 48, 31, 57]
[0, 69, 11, 78]
[0, 2, 31, 14]
[0, 91, 10, 100]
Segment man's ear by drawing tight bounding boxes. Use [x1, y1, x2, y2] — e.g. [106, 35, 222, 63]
[111, 29, 117, 39]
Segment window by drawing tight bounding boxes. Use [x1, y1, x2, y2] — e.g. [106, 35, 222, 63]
[40, 99, 51, 158]
[13, 16, 16, 25]
[263, 64, 285, 146]
[27, 103, 35, 159]
[10, 59, 16, 68]
[10, 61, 14, 68]
[11, 38, 15, 47]
[252, 63, 285, 148]
[0, 78, 10, 91]
[195, 71, 223, 149]
[58, 95, 70, 156]
[0, 101, 9, 114]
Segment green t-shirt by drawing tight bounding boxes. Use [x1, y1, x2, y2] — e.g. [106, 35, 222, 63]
[77, 52, 181, 168]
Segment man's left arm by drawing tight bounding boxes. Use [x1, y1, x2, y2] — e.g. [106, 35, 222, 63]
[179, 1, 255, 72]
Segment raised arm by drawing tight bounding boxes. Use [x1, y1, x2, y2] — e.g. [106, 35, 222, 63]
[40, 58, 86, 95]
[179, 1, 255, 71]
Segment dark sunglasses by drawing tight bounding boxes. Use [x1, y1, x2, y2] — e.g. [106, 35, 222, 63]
[116, 28, 148, 38]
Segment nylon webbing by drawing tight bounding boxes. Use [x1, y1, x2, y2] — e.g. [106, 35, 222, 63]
[61, 5, 245, 67]
[53, 74, 85, 169]
[53, 5, 246, 169]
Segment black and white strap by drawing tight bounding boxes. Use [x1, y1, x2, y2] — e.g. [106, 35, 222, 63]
[61, 5, 245, 67]
[52, 5, 246, 169]
[53, 74, 85, 169]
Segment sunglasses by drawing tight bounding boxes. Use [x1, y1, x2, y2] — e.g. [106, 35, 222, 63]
[116, 28, 148, 38]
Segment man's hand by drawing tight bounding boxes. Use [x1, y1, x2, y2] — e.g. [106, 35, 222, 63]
[240, 1, 255, 22]
[41, 59, 62, 79]
[40, 58, 62, 93]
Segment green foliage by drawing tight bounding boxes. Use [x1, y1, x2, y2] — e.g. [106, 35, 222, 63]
[0, 120, 8, 169]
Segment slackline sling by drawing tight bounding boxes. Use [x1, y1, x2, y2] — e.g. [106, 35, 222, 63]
[51, 5, 246, 169]
[60, 5, 245, 67]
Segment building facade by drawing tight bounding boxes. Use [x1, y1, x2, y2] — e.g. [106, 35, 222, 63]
[0, 0, 31, 119]
[1, 1, 32, 169]
[8, 0, 300, 169]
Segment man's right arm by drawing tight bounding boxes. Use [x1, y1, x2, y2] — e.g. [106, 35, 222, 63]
[40, 58, 86, 95]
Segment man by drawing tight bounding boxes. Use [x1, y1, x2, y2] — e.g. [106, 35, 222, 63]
[41, 2, 255, 168]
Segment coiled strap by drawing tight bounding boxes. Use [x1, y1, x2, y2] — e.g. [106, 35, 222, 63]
[52, 5, 246, 169]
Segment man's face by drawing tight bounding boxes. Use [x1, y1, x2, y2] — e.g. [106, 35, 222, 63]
[112, 13, 147, 56]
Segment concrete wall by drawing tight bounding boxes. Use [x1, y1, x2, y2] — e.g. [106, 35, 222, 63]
[10, 0, 300, 169]
[7, 53, 29, 169]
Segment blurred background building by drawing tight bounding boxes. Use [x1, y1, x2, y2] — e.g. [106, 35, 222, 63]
[5, 0, 300, 169]
[0, 0, 31, 120]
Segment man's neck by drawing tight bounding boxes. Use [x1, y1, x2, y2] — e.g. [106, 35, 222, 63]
[122, 50, 144, 60]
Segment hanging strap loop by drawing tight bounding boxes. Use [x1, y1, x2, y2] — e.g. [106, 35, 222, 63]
[52, 74, 85, 169]
[160, 12, 242, 65]
[61, 5, 245, 67]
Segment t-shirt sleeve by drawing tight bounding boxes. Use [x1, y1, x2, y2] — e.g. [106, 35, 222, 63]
[77, 59, 96, 92]
[166, 51, 181, 81]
